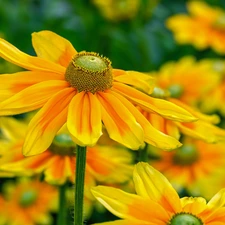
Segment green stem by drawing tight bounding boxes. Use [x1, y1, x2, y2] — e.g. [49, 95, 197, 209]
[74, 145, 87, 225]
[57, 182, 68, 225]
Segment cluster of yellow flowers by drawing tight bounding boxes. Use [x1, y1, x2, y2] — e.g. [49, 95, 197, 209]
[0, 2, 225, 224]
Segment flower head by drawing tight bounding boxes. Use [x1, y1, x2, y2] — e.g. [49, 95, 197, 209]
[92, 162, 225, 224]
[91, 0, 141, 22]
[0, 117, 133, 185]
[0, 30, 196, 156]
[1, 178, 57, 225]
[149, 138, 225, 189]
[141, 98, 225, 144]
[167, 1, 225, 54]
[151, 56, 221, 105]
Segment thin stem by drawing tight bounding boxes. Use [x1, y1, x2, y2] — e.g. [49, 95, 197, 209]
[57, 182, 68, 225]
[74, 145, 87, 225]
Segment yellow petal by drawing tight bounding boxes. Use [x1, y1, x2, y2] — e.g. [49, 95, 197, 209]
[67, 92, 102, 146]
[0, 38, 65, 73]
[86, 146, 133, 183]
[32, 30, 77, 67]
[0, 116, 27, 140]
[181, 197, 207, 214]
[44, 156, 73, 185]
[0, 71, 64, 101]
[23, 88, 75, 156]
[92, 186, 168, 223]
[176, 120, 225, 143]
[113, 70, 156, 94]
[170, 98, 220, 124]
[113, 82, 197, 122]
[207, 188, 225, 209]
[110, 91, 182, 150]
[133, 162, 181, 213]
[0, 80, 69, 116]
[92, 220, 149, 225]
[97, 91, 144, 150]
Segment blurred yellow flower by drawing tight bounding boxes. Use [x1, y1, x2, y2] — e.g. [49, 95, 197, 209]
[0, 30, 197, 155]
[141, 98, 225, 144]
[92, 162, 225, 224]
[150, 138, 225, 189]
[1, 178, 57, 225]
[91, 0, 140, 22]
[200, 79, 225, 116]
[167, 1, 225, 54]
[0, 117, 133, 185]
[151, 56, 221, 106]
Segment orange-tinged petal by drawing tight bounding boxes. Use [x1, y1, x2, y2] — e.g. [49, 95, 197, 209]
[32, 30, 77, 67]
[0, 80, 69, 116]
[110, 91, 181, 150]
[97, 91, 144, 150]
[0, 151, 52, 175]
[0, 38, 65, 73]
[92, 186, 168, 223]
[67, 92, 102, 146]
[203, 208, 225, 224]
[23, 88, 75, 156]
[180, 197, 207, 214]
[113, 70, 155, 94]
[0, 71, 64, 101]
[92, 186, 142, 220]
[113, 83, 197, 122]
[44, 156, 73, 185]
[133, 162, 181, 213]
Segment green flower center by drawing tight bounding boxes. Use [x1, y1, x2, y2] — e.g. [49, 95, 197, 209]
[65, 51, 113, 93]
[173, 144, 199, 165]
[168, 212, 203, 225]
[49, 134, 76, 156]
[19, 190, 38, 207]
[168, 84, 184, 98]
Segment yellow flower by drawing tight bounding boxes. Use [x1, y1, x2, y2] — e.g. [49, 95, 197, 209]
[91, 0, 141, 22]
[141, 98, 225, 143]
[92, 162, 225, 224]
[150, 138, 225, 189]
[200, 79, 225, 116]
[0, 30, 196, 155]
[167, 1, 225, 54]
[151, 56, 221, 105]
[0, 117, 133, 185]
[2, 178, 57, 225]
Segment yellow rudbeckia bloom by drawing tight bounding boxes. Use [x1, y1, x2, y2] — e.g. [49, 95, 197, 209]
[92, 162, 225, 225]
[0, 30, 196, 156]
[91, 0, 140, 22]
[150, 56, 221, 106]
[150, 138, 225, 189]
[0, 117, 133, 185]
[167, 1, 225, 54]
[141, 98, 225, 144]
[2, 178, 57, 225]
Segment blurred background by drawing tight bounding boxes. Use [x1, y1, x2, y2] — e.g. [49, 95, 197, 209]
[1, 0, 224, 72]
[1, 0, 225, 224]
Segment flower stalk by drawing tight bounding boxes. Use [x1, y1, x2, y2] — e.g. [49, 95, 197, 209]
[74, 145, 87, 225]
[57, 182, 68, 225]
